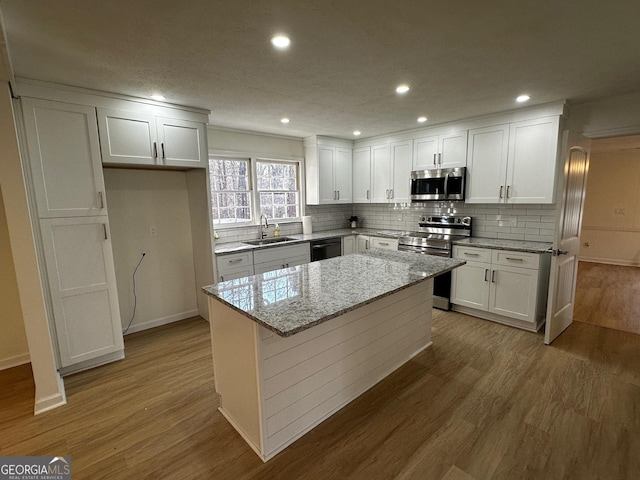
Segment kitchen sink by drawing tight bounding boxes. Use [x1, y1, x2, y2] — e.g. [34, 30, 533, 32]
[243, 237, 295, 246]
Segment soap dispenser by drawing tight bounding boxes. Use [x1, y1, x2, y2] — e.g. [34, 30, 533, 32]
[274, 223, 280, 237]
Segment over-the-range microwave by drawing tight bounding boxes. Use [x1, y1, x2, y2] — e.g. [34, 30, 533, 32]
[410, 167, 466, 202]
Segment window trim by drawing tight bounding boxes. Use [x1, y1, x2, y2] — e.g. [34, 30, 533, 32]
[209, 152, 305, 229]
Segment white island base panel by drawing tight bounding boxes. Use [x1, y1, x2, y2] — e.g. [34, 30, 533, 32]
[208, 279, 433, 462]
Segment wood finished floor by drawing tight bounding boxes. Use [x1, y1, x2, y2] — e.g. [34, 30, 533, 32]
[574, 261, 640, 336]
[1, 313, 639, 479]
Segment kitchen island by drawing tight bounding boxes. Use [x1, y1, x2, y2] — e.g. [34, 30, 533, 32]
[202, 250, 464, 461]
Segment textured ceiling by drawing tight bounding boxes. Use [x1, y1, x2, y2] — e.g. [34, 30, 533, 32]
[2, 0, 640, 139]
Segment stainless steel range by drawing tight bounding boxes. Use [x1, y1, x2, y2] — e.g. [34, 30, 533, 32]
[398, 215, 472, 310]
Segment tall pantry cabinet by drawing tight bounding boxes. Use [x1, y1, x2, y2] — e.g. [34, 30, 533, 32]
[20, 98, 124, 373]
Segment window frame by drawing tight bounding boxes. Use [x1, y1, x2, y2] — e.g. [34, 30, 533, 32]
[209, 153, 305, 229]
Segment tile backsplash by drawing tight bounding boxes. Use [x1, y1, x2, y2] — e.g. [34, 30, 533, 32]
[353, 202, 557, 243]
[214, 202, 557, 244]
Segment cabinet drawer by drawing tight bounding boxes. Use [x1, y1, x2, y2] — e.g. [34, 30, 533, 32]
[453, 246, 491, 263]
[217, 251, 253, 269]
[370, 237, 398, 250]
[254, 243, 309, 264]
[491, 250, 539, 269]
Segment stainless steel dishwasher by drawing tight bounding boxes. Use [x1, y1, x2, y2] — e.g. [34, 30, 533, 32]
[310, 237, 342, 261]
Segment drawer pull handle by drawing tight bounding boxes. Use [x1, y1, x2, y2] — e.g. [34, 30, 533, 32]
[506, 257, 523, 261]
[464, 252, 479, 256]
[228, 258, 243, 264]
[379, 242, 389, 246]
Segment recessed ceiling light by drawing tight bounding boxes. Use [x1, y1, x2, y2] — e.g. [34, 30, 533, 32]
[280, 117, 290, 124]
[353, 130, 361, 136]
[417, 116, 427, 123]
[396, 84, 410, 94]
[150, 94, 165, 101]
[516, 94, 530, 103]
[271, 35, 291, 49]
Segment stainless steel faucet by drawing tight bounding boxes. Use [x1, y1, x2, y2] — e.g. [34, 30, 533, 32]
[259, 214, 269, 239]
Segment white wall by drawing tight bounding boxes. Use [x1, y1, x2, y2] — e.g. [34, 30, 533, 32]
[570, 92, 640, 138]
[104, 169, 198, 333]
[580, 145, 640, 266]
[0, 186, 30, 369]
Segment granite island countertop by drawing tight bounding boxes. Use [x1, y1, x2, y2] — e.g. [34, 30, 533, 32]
[203, 250, 464, 337]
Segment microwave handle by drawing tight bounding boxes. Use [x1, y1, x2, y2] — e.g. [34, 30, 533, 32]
[444, 172, 450, 198]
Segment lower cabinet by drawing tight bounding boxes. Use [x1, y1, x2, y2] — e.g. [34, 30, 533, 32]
[451, 246, 550, 332]
[341, 235, 356, 255]
[39, 216, 124, 370]
[216, 243, 311, 281]
[356, 235, 398, 253]
[356, 235, 370, 253]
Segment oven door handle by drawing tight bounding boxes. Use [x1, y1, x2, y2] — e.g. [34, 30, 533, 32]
[444, 172, 450, 198]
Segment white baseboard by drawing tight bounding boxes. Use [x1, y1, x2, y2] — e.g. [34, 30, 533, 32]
[579, 257, 640, 267]
[34, 372, 67, 415]
[123, 309, 200, 335]
[0, 352, 30, 371]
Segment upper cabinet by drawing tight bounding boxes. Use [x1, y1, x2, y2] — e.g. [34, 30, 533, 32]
[305, 136, 353, 205]
[21, 98, 108, 218]
[98, 108, 207, 168]
[353, 146, 372, 203]
[365, 140, 412, 203]
[466, 116, 560, 204]
[413, 130, 468, 170]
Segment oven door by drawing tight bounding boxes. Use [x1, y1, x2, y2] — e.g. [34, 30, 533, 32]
[398, 244, 452, 310]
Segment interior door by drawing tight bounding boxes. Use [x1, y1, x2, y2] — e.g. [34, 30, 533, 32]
[544, 139, 590, 344]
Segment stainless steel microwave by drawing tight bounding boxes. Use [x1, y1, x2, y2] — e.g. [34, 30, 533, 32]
[410, 167, 466, 201]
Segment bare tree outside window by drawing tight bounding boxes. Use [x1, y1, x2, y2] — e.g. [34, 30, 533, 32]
[257, 161, 299, 220]
[210, 158, 252, 225]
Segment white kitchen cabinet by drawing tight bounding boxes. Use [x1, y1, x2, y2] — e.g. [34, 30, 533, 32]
[304, 136, 352, 205]
[21, 98, 107, 218]
[342, 235, 356, 255]
[413, 131, 468, 170]
[356, 235, 370, 253]
[370, 237, 398, 250]
[253, 243, 310, 274]
[39, 217, 124, 368]
[451, 246, 550, 331]
[216, 251, 254, 282]
[353, 146, 372, 203]
[97, 108, 207, 168]
[370, 141, 411, 203]
[466, 116, 560, 204]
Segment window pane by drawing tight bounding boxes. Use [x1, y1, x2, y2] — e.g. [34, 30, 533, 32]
[260, 192, 273, 206]
[209, 157, 252, 225]
[274, 193, 285, 205]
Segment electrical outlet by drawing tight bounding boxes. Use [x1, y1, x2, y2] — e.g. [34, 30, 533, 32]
[614, 208, 626, 215]
[149, 226, 157, 236]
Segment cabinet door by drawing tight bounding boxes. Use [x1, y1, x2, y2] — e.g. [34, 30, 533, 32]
[465, 124, 509, 204]
[318, 146, 336, 204]
[40, 217, 124, 367]
[342, 235, 356, 255]
[97, 108, 158, 166]
[412, 135, 438, 170]
[371, 144, 391, 203]
[390, 140, 412, 203]
[439, 131, 468, 168]
[488, 265, 538, 322]
[334, 147, 353, 203]
[22, 98, 107, 218]
[356, 235, 370, 253]
[352, 147, 371, 203]
[218, 265, 255, 282]
[450, 261, 491, 310]
[156, 117, 207, 168]
[505, 116, 560, 204]
[254, 259, 288, 274]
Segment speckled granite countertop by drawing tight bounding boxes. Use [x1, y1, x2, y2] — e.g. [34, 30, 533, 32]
[214, 228, 402, 255]
[452, 237, 552, 253]
[203, 250, 465, 337]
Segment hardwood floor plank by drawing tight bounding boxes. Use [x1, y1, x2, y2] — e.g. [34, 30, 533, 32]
[2, 312, 640, 479]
